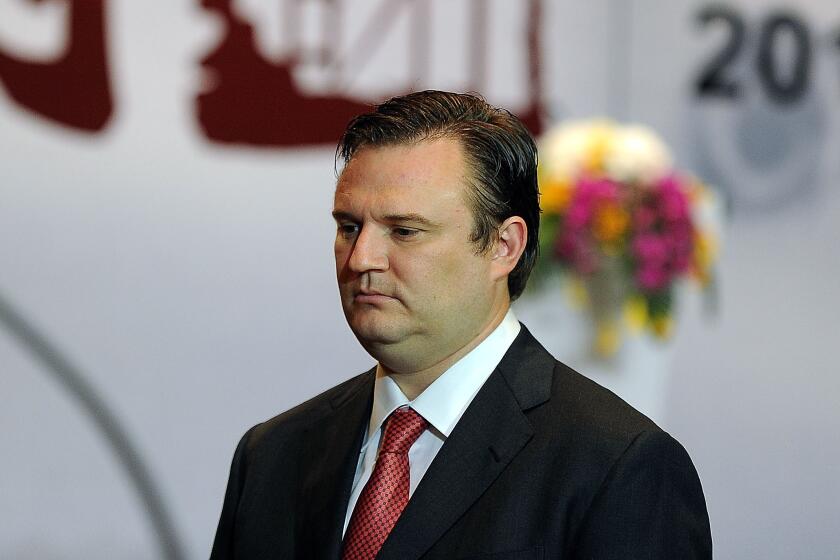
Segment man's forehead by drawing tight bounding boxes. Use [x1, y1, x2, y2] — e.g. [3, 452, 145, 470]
[340, 139, 469, 190]
[334, 177, 466, 210]
[332, 186, 457, 219]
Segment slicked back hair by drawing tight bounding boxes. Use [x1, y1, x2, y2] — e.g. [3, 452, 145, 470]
[336, 90, 540, 301]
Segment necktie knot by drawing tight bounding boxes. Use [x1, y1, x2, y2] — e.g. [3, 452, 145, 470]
[380, 407, 428, 454]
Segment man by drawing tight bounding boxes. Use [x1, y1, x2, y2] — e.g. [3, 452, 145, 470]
[210, 91, 712, 559]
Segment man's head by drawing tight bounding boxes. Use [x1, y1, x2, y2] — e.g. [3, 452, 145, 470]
[332, 91, 539, 376]
[337, 91, 540, 299]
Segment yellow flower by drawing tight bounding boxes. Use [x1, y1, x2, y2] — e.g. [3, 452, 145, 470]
[623, 296, 648, 333]
[692, 232, 718, 285]
[592, 203, 629, 245]
[540, 179, 574, 214]
[594, 319, 621, 357]
[650, 315, 673, 339]
[564, 277, 589, 308]
[583, 121, 615, 173]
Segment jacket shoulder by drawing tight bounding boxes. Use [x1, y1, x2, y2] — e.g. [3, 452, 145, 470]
[552, 360, 660, 437]
[541, 359, 701, 483]
[502, 324, 663, 449]
[245, 369, 374, 452]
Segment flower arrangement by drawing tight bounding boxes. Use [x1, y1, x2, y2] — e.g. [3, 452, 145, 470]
[535, 120, 719, 357]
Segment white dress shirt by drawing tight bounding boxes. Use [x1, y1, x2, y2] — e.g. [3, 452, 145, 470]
[342, 308, 522, 535]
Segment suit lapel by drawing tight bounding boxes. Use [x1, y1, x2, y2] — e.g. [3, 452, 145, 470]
[377, 326, 555, 560]
[296, 370, 375, 559]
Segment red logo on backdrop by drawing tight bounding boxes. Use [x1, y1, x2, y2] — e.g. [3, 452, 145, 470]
[0, 0, 546, 145]
[0, 0, 113, 131]
[197, 0, 546, 146]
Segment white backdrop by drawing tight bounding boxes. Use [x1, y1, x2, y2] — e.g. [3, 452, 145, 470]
[1, 1, 838, 558]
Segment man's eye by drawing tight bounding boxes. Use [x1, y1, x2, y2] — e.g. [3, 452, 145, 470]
[393, 227, 418, 238]
[338, 224, 359, 237]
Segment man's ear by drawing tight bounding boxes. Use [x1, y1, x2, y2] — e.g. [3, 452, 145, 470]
[491, 216, 527, 280]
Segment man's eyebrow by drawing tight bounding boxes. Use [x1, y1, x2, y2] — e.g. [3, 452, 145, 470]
[331, 210, 356, 222]
[382, 213, 440, 227]
[331, 210, 440, 228]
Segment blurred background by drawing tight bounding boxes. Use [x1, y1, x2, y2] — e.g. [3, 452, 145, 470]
[1, 0, 838, 558]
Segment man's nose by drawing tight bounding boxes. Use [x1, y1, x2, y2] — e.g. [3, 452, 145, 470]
[347, 226, 389, 273]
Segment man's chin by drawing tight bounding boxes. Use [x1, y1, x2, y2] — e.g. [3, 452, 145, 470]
[351, 326, 404, 347]
[346, 316, 410, 349]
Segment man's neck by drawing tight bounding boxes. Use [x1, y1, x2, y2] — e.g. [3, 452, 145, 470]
[379, 305, 510, 400]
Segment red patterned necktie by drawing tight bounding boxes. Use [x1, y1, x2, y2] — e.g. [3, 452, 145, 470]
[341, 406, 429, 560]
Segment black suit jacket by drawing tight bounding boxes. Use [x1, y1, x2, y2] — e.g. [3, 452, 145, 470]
[210, 326, 712, 559]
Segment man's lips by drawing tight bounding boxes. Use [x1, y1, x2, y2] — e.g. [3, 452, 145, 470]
[353, 291, 396, 304]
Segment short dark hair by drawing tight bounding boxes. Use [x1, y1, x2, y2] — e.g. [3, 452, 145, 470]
[337, 90, 539, 301]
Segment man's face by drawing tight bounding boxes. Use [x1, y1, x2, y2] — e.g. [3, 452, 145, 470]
[333, 137, 500, 373]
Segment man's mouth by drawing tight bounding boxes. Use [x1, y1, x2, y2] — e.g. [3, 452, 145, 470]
[354, 290, 395, 304]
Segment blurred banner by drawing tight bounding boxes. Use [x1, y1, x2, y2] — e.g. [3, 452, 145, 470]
[1, 1, 838, 558]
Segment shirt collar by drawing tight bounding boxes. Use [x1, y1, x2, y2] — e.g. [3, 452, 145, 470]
[366, 308, 521, 443]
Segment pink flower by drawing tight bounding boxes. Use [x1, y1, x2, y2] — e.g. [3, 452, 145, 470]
[549, 169, 702, 294]
[637, 265, 668, 291]
[554, 233, 576, 260]
[672, 252, 691, 273]
[632, 233, 667, 266]
[555, 230, 599, 275]
[633, 206, 657, 230]
[656, 176, 690, 222]
[566, 203, 591, 229]
[590, 178, 619, 202]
